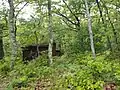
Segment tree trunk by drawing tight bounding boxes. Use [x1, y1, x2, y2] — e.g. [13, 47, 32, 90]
[0, 26, 4, 60]
[48, 0, 53, 65]
[101, 0, 118, 49]
[96, 0, 112, 52]
[84, 0, 96, 59]
[8, 0, 17, 69]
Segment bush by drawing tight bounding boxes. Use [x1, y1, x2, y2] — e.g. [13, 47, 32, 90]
[53, 54, 120, 90]
[1, 54, 120, 89]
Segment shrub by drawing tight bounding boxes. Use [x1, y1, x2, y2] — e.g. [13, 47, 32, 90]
[53, 54, 120, 90]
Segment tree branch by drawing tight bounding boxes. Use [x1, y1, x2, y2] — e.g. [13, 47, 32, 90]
[56, 12, 76, 25]
[62, 0, 80, 25]
[101, 0, 118, 45]
[14, 1, 24, 9]
[15, 2, 28, 18]
[96, 0, 104, 23]
[62, 19, 78, 32]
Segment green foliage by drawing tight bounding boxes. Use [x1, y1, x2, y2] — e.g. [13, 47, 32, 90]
[0, 57, 10, 75]
[0, 0, 120, 89]
[0, 56, 55, 89]
[53, 54, 120, 90]
[1, 54, 120, 89]
[8, 76, 28, 88]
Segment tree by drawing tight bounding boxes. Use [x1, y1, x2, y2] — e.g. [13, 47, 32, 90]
[84, 0, 96, 58]
[96, 0, 112, 52]
[101, 0, 118, 49]
[0, 24, 4, 60]
[0, 3, 9, 60]
[8, 0, 17, 69]
[54, 0, 86, 53]
[48, 0, 53, 65]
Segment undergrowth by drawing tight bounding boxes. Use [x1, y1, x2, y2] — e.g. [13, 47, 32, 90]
[0, 53, 120, 90]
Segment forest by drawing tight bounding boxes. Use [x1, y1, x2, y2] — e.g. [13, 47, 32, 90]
[0, 0, 120, 90]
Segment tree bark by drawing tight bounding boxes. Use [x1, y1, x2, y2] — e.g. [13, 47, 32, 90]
[0, 25, 4, 60]
[48, 0, 53, 65]
[8, 0, 17, 69]
[84, 0, 96, 58]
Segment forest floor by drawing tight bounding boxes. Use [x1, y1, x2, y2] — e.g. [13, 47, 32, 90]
[0, 54, 120, 90]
